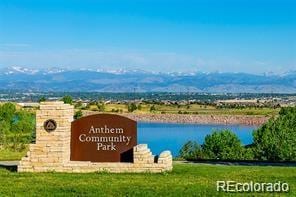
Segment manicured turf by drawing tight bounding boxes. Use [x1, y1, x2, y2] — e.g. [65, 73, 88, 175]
[0, 163, 295, 196]
[0, 148, 28, 161]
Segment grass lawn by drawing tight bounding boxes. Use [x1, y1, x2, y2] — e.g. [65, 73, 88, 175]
[0, 163, 295, 196]
[0, 148, 28, 161]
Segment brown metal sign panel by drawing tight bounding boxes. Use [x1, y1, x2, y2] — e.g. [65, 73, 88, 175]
[70, 114, 137, 162]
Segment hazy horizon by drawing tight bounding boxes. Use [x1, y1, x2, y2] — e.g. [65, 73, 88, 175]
[1, 65, 296, 76]
[0, 0, 295, 74]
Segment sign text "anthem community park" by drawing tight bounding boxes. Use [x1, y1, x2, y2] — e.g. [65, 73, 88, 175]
[78, 125, 132, 151]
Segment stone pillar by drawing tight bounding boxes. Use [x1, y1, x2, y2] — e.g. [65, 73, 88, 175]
[133, 144, 155, 164]
[18, 101, 74, 172]
[133, 144, 173, 172]
[158, 151, 173, 171]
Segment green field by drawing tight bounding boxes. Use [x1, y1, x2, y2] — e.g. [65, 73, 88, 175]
[87, 103, 279, 116]
[0, 148, 28, 161]
[0, 163, 295, 196]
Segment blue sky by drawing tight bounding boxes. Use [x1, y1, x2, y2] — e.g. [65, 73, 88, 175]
[0, 0, 295, 73]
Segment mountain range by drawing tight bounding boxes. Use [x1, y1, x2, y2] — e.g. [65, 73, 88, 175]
[0, 66, 295, 93]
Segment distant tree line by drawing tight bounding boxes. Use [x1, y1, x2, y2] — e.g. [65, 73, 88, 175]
[1, 90, 294, 106]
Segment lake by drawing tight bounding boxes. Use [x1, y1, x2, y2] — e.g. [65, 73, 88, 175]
[138, 122, 257, 157]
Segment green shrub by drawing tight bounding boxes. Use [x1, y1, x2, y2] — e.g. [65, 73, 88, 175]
[128, 103, 137, 112]
[74, 110, 83, 120]
[97, 102, 105, 112]
[61, 95, 73, 104]
[38, 96, 46, 102]
[180, 130, 252, 161]
[179, 141, 203, 160]
[137, 104, 142, 110]
[0, 103, 16, 123]
[242, 147, 255, 160]
[0, 103, 35, 151]
[10, 110, 35, 151]
[0, 120, 10, 147]
[111, 108, 119, 113]
[203, 130, 245, 160]
[253, 107, 296, 161]
[150, 105, 156, 112]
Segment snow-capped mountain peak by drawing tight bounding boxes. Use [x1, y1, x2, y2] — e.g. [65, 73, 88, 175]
[3, 66, 39, 75]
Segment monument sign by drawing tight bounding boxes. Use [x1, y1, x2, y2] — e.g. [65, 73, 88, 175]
[71, 114, 137, 162]
[18, 101, 172, 173]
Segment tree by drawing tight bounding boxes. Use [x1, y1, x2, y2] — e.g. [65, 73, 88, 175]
[0, 103, 35, 151]
[97, 102, 105, 112]
[128, 103, 137, 112]
[11, 110, 35, 150]
[179, 141, 203, 160]
[253, 107, 296, 161]
[150, 105, 156, 112]
[203, 130, 245, 160]
[0, 120, 10, 147]
[38, 96, 46, 102]
[61, 95, 73, 105]
[0, 103, 16, 123]
[137, 104, 142, 111]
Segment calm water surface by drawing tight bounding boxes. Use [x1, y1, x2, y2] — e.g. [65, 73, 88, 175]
[138, 122, 257, 157]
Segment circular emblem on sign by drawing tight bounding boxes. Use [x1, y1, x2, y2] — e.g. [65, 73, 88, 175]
[44, 119, 57, 132]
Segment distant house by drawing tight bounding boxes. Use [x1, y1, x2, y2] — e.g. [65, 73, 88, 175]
[17, 102, 40, 108]
[104, 100, 112, 104]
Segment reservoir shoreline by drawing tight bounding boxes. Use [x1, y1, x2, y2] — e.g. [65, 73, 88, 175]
[85, 112, 270, 126]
